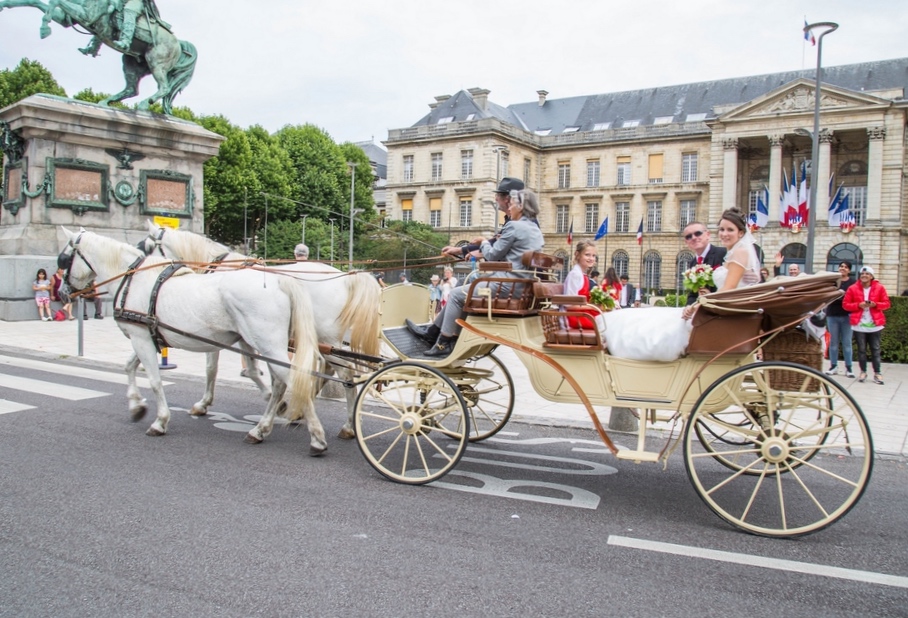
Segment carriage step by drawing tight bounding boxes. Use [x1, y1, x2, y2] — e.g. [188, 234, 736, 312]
[614, 450, 661, 463]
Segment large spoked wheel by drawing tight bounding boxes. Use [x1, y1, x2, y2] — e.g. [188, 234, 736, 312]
[354, 362, 470, 485]
[444, 353, 515, 442]
[684, 361, 873, 538]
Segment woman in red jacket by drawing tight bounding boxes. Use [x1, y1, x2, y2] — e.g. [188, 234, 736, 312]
[842, 266, 890, 384]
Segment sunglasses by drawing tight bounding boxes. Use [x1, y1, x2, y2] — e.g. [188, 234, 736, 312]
[684, 230, 705, 241]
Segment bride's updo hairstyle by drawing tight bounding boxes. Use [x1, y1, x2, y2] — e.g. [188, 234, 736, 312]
[720, 207, 748, 233]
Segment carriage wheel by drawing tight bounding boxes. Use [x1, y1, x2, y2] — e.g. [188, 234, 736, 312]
[354, 362, 469, 485]
[444, 353, 515, 442]
[684, 361, 873, 538]
[692, 380, 833, 474]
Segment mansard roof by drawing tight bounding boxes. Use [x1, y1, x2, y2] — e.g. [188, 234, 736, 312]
[409, 58, 908, 136]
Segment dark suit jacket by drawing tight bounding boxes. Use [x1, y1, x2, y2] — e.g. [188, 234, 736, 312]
[620, 283, 636, 307]
[686, 244, 727, 305]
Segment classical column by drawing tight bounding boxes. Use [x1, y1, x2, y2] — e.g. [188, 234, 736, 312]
[816, 129, 834, 215]
[722, 138, 739, 212]
[866, 126, 886, 221]
[768, 135, 784, 224]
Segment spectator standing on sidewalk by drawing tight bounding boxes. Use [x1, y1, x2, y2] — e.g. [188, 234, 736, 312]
[842, 266, 890, 385]
[33, 268, 53, 321]
[825, 261, 856, 378]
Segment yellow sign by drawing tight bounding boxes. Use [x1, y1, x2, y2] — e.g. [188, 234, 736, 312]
[153, 216, 180, 229]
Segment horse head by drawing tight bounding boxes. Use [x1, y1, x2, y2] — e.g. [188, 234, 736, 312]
[139, 220, 168, 257]
[58, 226, 95, 292]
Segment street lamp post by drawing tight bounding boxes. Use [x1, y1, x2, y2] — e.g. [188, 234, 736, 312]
[803, 21, 839, 274]
[329, 218, 335, 261]
[300, 214, 308, 244]
[347, 162, 363, 270]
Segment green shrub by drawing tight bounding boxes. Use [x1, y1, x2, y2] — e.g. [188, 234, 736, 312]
[879, 296, 908, 363]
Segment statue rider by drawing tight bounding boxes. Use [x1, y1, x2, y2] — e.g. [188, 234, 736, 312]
[79, 0, 171, 56]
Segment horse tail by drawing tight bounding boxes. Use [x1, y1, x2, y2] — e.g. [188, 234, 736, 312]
[337, 272, 382, 357]
[279, 277, 320, 422]
[162, 40, 198, 114]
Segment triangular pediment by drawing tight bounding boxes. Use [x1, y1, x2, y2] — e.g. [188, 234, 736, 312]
[719, 78, 894, 122]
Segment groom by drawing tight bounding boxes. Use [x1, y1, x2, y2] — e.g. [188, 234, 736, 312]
[683, 221, 726, 305]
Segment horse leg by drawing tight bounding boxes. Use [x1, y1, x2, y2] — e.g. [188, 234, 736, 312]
[124, 353, 147, 421]
[239, 342, 271, 400]
[336, 366, 357, 440]
[245, 374, 285, 444]
[128, 339, 172, 436]
[101, 55, 144, 107]
[137, 55, 172, 111]
[189, 351, 219, 416]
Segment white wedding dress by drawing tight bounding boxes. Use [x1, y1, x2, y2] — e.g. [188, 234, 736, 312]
[604, 233, 761, 362]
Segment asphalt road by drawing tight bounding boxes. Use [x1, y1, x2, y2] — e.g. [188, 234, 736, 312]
[1, 352, 906, 617]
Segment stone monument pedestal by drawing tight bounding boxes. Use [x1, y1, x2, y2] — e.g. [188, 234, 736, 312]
[0, 95, 223, 321]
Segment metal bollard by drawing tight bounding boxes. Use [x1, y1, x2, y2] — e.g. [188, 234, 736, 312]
[159, 347, 178, 370]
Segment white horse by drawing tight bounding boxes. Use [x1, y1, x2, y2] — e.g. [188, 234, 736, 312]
[59, 228, 330, 455]
[141, 221, 382, 439]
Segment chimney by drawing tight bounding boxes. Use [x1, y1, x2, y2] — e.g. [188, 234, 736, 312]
[537, 90, 549, 106]
[428, 94, 451, 109]
[468, 87, 490, 111]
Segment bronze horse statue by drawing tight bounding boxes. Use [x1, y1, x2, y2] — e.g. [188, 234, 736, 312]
[0, 0, 196, 114]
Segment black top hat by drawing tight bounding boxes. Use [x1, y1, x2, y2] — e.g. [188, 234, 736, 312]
[494, 177, 525, 194]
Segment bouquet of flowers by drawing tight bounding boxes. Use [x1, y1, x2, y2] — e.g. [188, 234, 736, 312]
[589, 286, 616, 312]
[682, 263, 715, 294]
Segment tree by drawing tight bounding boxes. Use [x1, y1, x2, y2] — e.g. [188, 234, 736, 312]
[257, 216, 334, 262]
[0, 58, 66, 108]
[357, 221, 448, 284]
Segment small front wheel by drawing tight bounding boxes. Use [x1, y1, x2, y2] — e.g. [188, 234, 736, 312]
[354, 362, 469, 485]
[684, 362, 873, 538]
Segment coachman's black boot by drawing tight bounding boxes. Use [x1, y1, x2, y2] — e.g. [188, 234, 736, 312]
[405, 319, 440, 343]
[424, 335, 455, 358]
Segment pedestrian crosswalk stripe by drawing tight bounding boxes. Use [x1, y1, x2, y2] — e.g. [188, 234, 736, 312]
[0, 399, 35, 415]
[0, 354, 171, 389]
[0, 373, 109, 401]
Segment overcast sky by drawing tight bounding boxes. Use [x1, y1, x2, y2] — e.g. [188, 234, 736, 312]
[1, 0, 905, 147]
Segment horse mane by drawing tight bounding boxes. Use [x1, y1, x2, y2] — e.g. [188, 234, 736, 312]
[84, 231, 145, 275]
[165, 229, 232, 263]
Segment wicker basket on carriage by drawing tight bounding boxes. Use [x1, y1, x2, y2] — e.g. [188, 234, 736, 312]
[761, 328, 824, 390]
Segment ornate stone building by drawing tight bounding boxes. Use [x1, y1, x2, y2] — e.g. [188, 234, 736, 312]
[383, 59, 908, 295]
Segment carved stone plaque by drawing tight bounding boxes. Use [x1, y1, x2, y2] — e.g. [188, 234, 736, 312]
[55, 167, 103, 203]
[4, 166, 21, 202]
[146, 177, 186, 212]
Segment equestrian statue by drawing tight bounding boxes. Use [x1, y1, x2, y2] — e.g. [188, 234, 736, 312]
[0, 0, 196, 115]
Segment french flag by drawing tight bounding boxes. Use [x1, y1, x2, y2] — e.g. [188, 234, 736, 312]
[636, 219, 644, 245]
[567, 219, 573, 246]
[804, 20, 816, 46]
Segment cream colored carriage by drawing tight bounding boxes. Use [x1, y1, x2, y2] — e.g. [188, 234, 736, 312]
[353, 257, 873, 538]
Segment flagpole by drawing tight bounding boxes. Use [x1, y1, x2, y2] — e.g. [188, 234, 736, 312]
[804, 20, 839, 274]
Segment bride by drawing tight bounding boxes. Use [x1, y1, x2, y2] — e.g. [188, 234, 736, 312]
[605, 208, 761, 361]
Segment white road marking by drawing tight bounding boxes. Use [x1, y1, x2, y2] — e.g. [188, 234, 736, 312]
[608, 535, 908, 590]
[0, 354, 171, 389]
[0, 399, 35, 415]
[0, 373, 108, 401]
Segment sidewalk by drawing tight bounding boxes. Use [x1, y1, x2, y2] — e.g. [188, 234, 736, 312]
[1, 318, 905, 458]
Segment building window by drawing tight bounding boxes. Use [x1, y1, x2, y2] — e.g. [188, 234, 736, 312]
[402, 210, 412, 222]
[429, 197, 441, 227]
[646, 201, 662, 232]
[617, 157, 631, 186]
[586, 160, 600, 187]
[612, 250, 629, 278]
[643, 250, 662, 291]
[682, 153, 698, 183]
[558, 162, 571, 189]
[431, 152, 443, 182]
[676, 251, 695, 291]
[680, 200, 696, 228]
[747, 190, 760, 222]
[500, 152, 509, 178]
[844, 186, 867, 226]
[556, 204, 569, 234]
[459, 199, 472, 227]
[826, 242, 863, 273]
[523, 158, 531, 184]
[401, 198, 413, 222]
[585, 203, 599, 233]
[615, 202, 630, 233]
[461, 150, 473, 180]
[403, 155, 414, 183]
[648, 153, 663, 184]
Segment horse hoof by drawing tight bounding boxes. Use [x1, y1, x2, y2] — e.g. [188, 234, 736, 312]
[244, 433, 263, 445]
[337, 426, 355, 440]
[189, 406, 208, 417]
[146, 426, 165, 437]
[309, 444, 327, 457]
[130, 404, 148, 422]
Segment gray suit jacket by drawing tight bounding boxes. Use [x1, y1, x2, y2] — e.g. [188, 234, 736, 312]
[479, 218, 544, 277]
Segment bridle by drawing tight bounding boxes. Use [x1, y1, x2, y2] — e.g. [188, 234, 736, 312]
[57, 232, 98, 291]
[140, 226, 168, 257]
